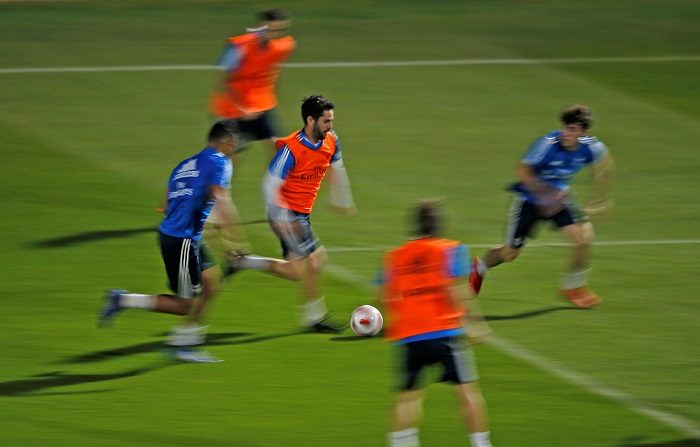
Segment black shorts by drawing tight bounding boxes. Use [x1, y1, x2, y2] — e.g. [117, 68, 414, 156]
[159, 232, 214, 299]
[397, 336, 478, 391]
[225, 111, 279, 142]
[504, 196, 582, 248]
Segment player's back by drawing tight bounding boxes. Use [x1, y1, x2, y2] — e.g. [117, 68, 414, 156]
[159, 148, 231, 240]
[383, 238, 465, 341]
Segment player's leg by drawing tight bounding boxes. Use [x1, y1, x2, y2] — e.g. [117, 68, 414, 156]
[456, 383, 492, 447]
[438, 337, 492, 447]
[557, 211, 600, 308]
[472, 197, 536, 294]
[97, 234, 199, 325]
[389, 342, 427, 447]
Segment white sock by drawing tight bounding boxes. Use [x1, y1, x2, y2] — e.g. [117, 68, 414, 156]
[469, 431, 491, 447]
[239, 255, 271, 270]
[120, 293, 156, 309]
[302, 297, 327, 325]
[476, 257, 488, 275]
[560, 269, 590, 290]
[167, 324, 207, 347]
[389, 428, 419, 447]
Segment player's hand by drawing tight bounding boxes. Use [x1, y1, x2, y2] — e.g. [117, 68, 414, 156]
[155, 207, 166, 213]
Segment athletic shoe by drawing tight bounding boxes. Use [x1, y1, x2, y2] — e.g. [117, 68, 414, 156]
[308, 315, 346, 334]
[561, 287, 602, 309]
[469, 257, 484, 295]
[97, 289, 127, 327]
[172, 348, 224, 363]
[222, 251, 250, 278]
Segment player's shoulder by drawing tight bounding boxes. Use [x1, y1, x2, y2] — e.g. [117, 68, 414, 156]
[578, 135, 608, 155]
[230, 32, 258, 46]
[328, 130, 340, 143]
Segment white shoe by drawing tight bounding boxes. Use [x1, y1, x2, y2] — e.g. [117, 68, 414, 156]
[173, 348, 223, 363]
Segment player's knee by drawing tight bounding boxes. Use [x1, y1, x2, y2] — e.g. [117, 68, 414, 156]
[581, 221, 596, 244]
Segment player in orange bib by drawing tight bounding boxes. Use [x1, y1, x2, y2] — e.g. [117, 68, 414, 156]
[225, 95, 356, 333]
[381, 200, 492, 447]
[209, 8, 295, 155]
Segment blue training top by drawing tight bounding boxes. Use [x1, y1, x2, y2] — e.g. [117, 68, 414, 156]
[511, 130, 608, 203]
[159, 147, 232, 240]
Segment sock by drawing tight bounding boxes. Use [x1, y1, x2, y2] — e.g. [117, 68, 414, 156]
[476, 257, 488, 276]
[389, 428, 419, 447]
[167, 324, 207, 347]
[560, 269, 590, 290]
[120, 293, 156, 309]
[302, 297, 327, 326]
[239, 255, 271, 270]
[469, 431, 491, 447]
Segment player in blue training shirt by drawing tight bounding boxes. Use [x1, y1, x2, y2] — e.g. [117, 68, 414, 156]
[471, 105, 614, 308]
[98, 121, 243, 362]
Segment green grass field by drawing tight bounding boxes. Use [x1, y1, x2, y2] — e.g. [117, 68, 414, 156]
[1, 1, 699, 446]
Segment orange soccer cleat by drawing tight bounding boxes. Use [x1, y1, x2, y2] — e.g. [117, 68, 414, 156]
[561, 286, 602, 309]
[469, 257, 484, 296]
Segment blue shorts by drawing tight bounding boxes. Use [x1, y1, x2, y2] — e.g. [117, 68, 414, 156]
[268, 208, 320, 258]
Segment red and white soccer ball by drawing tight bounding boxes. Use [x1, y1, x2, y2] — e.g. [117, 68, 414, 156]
[350, 305, 383, 337]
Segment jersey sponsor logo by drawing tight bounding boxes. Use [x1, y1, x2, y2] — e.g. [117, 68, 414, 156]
[174, 159, 200, 180]
[168, 188, 194, 198]
[300, 165, 327, 181]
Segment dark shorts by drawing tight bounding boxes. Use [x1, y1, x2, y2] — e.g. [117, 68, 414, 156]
[223, 111, 279, 142]
[159, 232, 214, 299]
[505, 196, 582, 248]
[269, 208, 321, 259]
[397, 336, 478, 391]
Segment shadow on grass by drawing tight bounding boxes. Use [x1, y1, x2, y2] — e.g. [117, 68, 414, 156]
[619, 440, 700, 447]
[0, 364, 168, 397]
[484, 305, 584, 321]
[27, 221, 268, 249]
[26, 227, 157, 249]
[60, 331, 304, 364]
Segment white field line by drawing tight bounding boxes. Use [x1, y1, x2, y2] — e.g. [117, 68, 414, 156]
[323, 258, 700, 439]
[2, 55, 700, 74]
[326, 238, 700, 253]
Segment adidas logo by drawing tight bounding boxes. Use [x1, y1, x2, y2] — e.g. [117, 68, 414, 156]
[174, 159, 200, 180]
[177, 159, 197, 173]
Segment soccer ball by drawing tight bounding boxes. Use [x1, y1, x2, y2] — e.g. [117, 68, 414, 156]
[350, 305, 383, 337]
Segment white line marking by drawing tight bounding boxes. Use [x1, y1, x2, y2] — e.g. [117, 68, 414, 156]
[323, 259, 700, 439]
[326, 239, 700, 253]
[2, 55, 700, 74]
[488, 336, 700, 439]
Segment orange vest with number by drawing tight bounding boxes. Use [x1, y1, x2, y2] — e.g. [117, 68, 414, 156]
[210, 33, 295, 118]
[383, 238, 466, 341]
[277, 130, 337, 214]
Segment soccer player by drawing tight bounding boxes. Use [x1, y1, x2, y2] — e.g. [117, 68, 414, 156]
[98, 121, 243, 362]
[209, 8, 295, 155]
[470, 105, 614, 308]
[226, 95, 355, 333]
[382, 200, 492, 447]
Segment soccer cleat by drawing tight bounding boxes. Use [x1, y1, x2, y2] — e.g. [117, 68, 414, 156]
[561, 286, 602, 309]
[308, 315, 346, 334]
[469, 257, 484, 296]
[222, 251, 250, 279]
[172, 348, 224, 363]
[97, 289, 127, 327]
